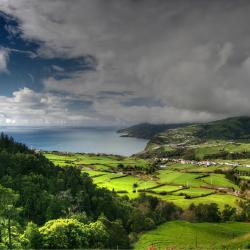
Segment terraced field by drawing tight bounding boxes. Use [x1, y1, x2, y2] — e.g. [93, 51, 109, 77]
[134, 221, 250, 250]
[45, 152, 243, 210]
[192, 141, 250, 159]
[201, 174, 239, 190]
[44, 152, 148, 169]
[157, 170, 205, 187]
[157, 193, 241, 209]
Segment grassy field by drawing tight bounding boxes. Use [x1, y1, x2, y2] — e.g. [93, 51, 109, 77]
[236, 166, 250, 172]
[44, 152, 148, 169]
[44, 152, 243, 209]
[148, 184, 184, 193]
[183, 165, 231, 173]
[134, 221, 250, 250]
[152, 193, 241, 209]
[239, 176, 250, 180]
[173, 187, 214, 197]
[95, 175, 158, 198]
[201, 174, 240, 190]
[192, 141, 250, 159]
[157, 170, 205, 187]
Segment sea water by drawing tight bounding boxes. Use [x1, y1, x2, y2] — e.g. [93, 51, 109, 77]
[0, 126, 148, 156]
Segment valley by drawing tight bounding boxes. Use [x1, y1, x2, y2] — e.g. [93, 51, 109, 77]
[45, 151, 246, 209]
[44, 116, 250, 249]
[1, 116, 250, 249]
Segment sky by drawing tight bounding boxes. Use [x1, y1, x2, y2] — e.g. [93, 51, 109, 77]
[0, 0, 250, 126]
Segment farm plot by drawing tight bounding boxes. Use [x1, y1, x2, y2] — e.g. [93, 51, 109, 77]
[97, 175, 158, 199]
[153, 193, 241, 209]
[44, 152, 149, 170]
[173, 187, 215, 197]
[157, 170, 205, 187]
[134, 221, 250, 250]
[201, 174, 240, 190]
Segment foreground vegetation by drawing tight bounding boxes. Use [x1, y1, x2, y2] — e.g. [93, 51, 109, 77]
[135, 221, 250, 250]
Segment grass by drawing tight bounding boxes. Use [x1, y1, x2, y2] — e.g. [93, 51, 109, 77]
[193, 141, 250, 159]
[157, 170, 205, 187]
[96, 175, 159, 199]
[183, 165, 230, 173]
[82, 169, 108, 177]
[201, 174, 240, 190]
[239, 175, 250, 180]
[166, 163, 195, 171]
[44, 151, 243, 209]
[153, 193, 241, 209]
[91, 172, 125, 183]
[44, 152, 149, 169]
[173, 187, 214, 197]
[149, 184, 184, 193]
[236, 166, 250, 172]
[134, 221, 250, 250]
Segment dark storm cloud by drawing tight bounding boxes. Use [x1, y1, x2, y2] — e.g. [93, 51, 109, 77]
[1, 0, 250, 125]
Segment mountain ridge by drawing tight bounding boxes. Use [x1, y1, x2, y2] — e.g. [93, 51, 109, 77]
[117, 122, 191, 139]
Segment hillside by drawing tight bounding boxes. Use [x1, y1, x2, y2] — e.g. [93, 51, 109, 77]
[0, 133, 189, 249]
[117, 123, 189, 139]
[149, 117, 250, 145]
[0, 134, 133, 248]
[135, 221, 250, 249]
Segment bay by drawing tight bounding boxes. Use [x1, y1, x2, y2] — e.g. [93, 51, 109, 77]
[0, 126, 148, 156]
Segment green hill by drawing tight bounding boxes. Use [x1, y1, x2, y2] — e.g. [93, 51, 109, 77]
[117, 123, 189, 139]
[135, 221, 250, 250]
[0, 133, 133, 248]
[149, 116, 250, 146]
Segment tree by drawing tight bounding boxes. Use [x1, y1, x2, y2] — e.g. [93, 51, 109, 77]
[99, 216, 130, 249]
[0, 185, 20, 249]
[39, 219, 90, 249]
[221, 205, 236, 221]
[23, 222, 41, 249]
[38, 218, 115, 249]
[189, 203, 221, 222]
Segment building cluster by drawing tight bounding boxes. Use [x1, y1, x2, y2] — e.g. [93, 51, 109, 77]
[159, 158, 240, 167]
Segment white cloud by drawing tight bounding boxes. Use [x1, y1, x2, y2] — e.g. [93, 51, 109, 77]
[0, 48, 9, 72]
[52, 65, 64, 72]
[0, 88, 94, 126]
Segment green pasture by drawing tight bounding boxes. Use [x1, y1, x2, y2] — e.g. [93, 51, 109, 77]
[201, 174, 240, 190]
[153, 193, 241, 209]
[166, 163, 195, 171]
[239, 176, 250, 180]
[236, 166, 250, 172]
[45, 151, 242, 209]
[157, 170, 205, 187]
[44, 152, 148, 169]
[193, 142, 250, 159]
[93, 174, 158, 199]
[134, 221, 250, 250]
[148, 184, 183, 193]
[183, 165, 230, 173]
[173, 187, 215, 197]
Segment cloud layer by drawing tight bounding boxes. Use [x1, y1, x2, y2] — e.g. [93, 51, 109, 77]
[1, 0, 250, 125]
[0, 87, 94, 126]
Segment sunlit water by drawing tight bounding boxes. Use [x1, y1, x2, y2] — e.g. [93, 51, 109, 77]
[0, 126, 148, 156]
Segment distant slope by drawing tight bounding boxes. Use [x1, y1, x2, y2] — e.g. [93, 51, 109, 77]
[135, 221, 250, 250]
[117, 123, 189, 139]
[150, 116, 250, 146]
[197, 116, 250, 140]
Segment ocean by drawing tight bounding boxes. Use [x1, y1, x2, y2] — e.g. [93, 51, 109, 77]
[0, 126, 148, 156]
